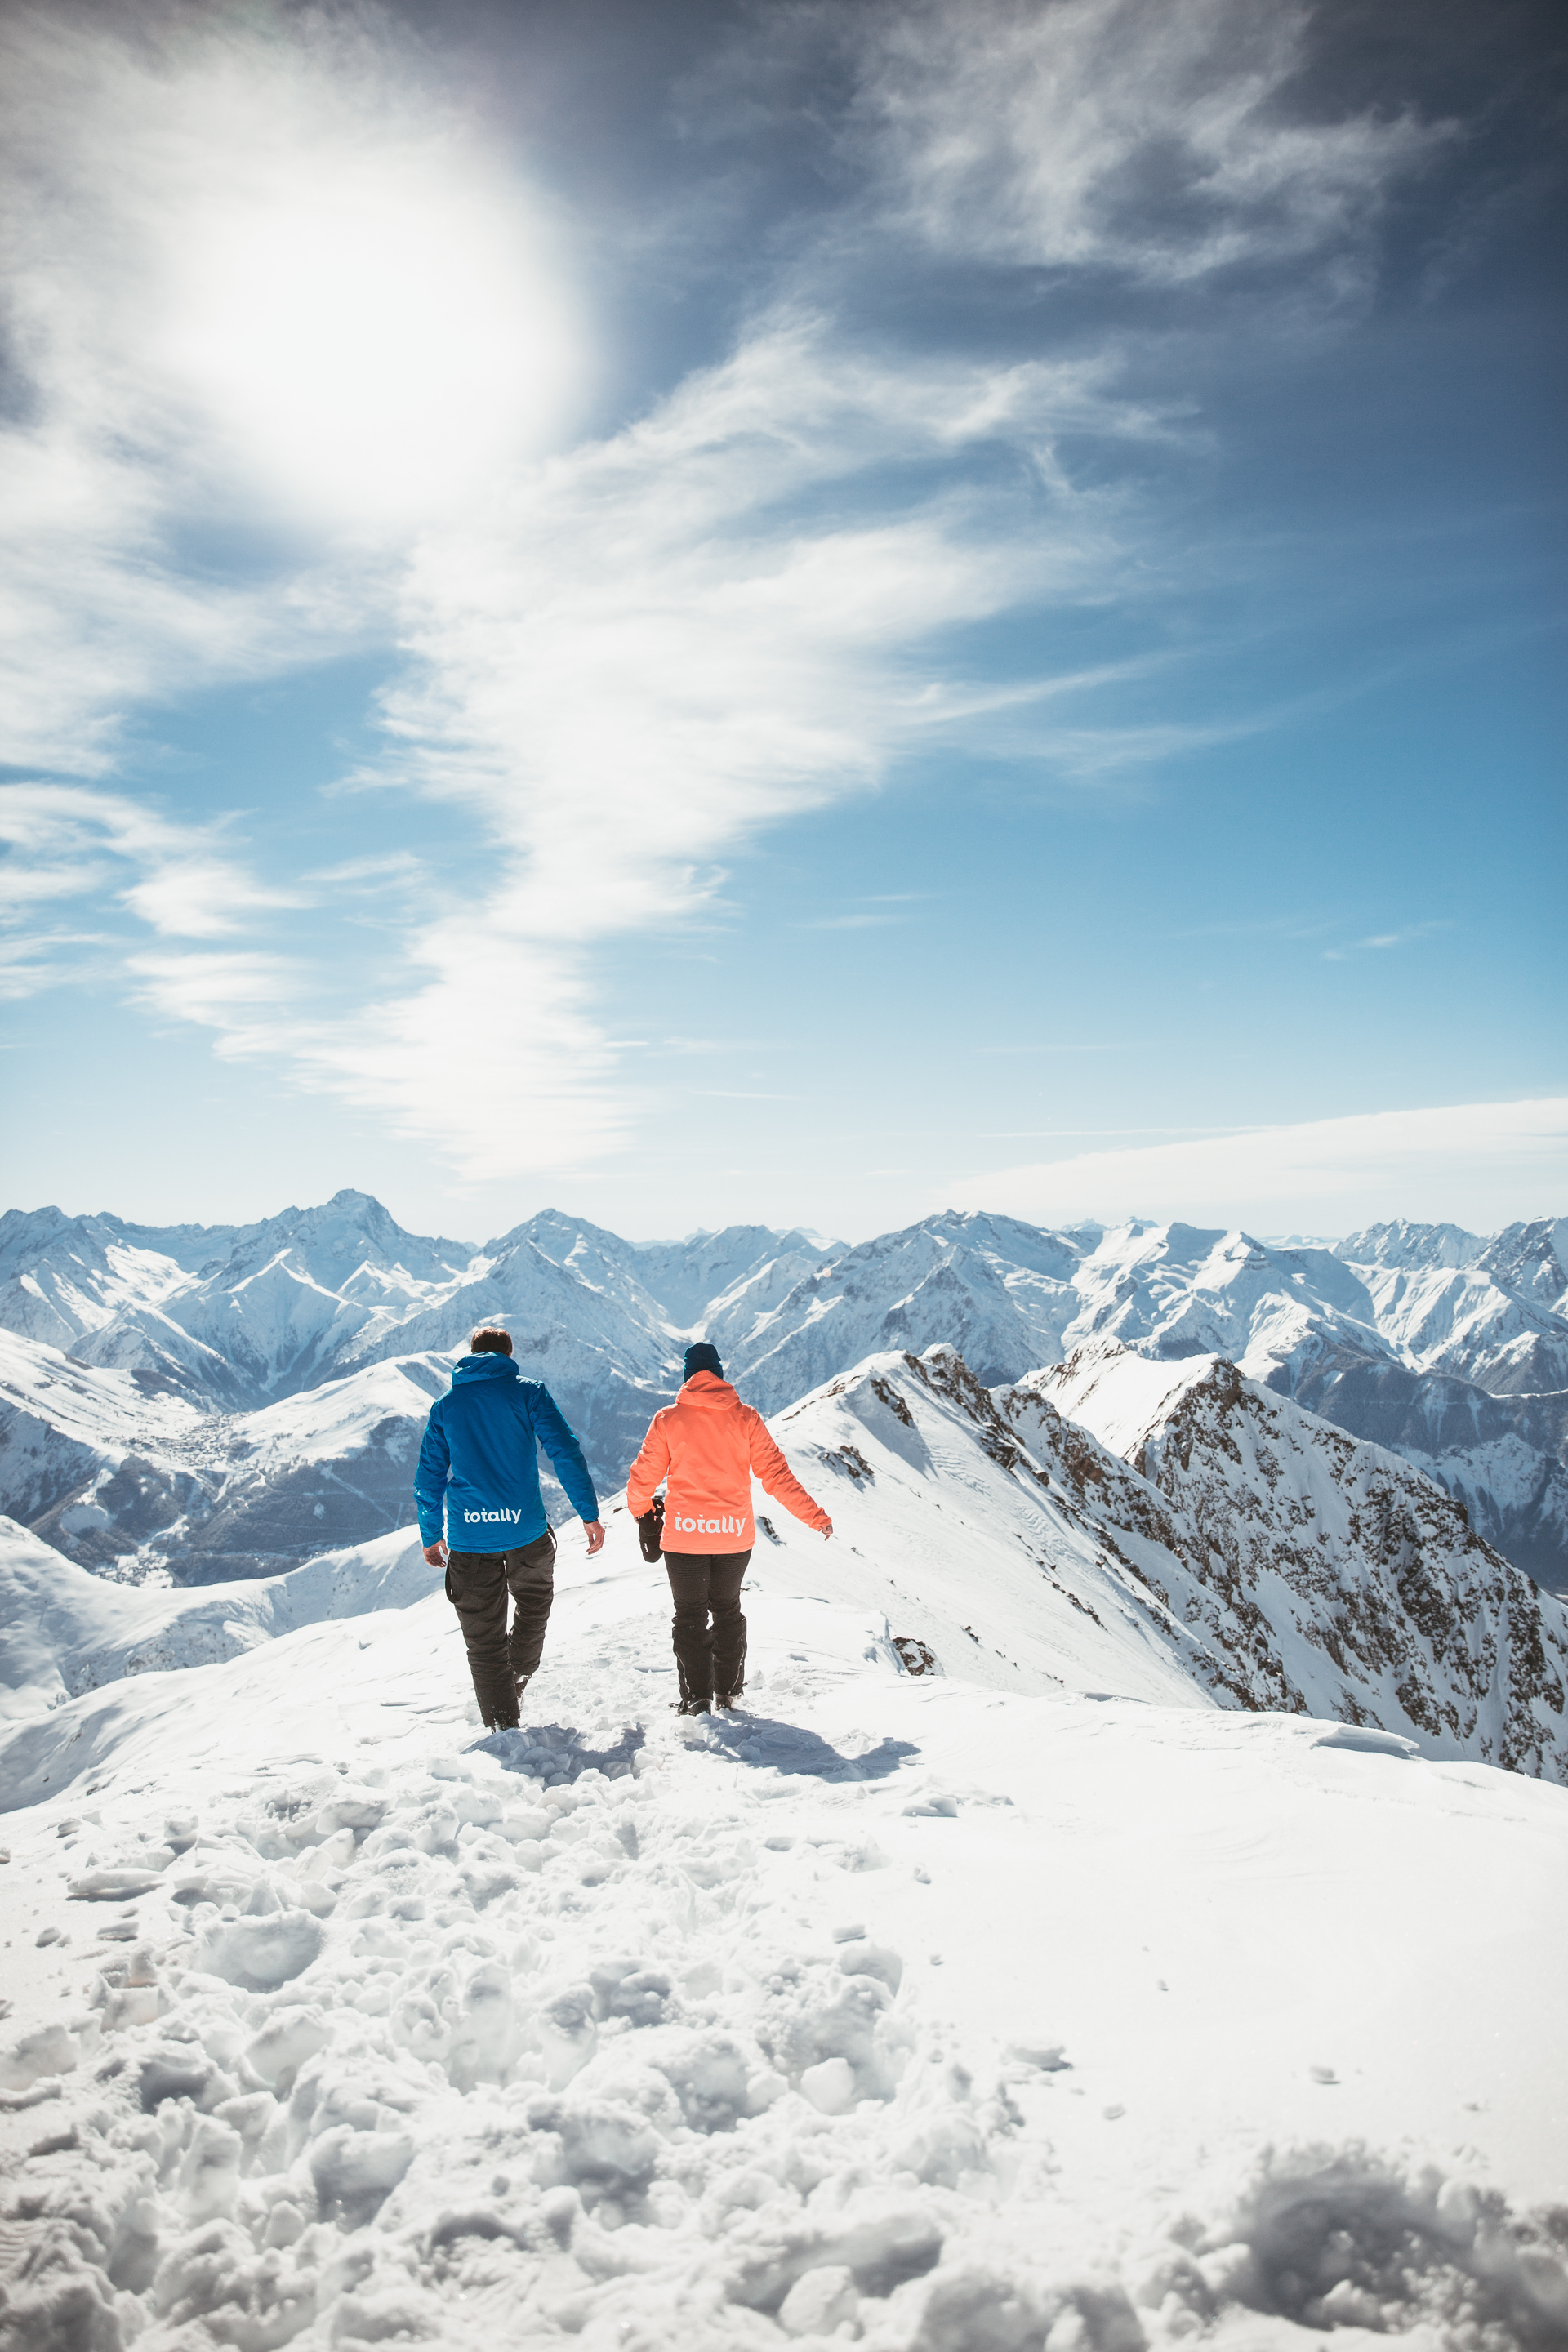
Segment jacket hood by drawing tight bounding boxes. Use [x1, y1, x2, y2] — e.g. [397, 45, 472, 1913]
[680, 1370, 738, 1407]
[453, 1352, 521, 1385]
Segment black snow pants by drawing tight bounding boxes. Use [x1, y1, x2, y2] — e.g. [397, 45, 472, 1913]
[445, 1531, 556, 1729]
[662, 1549, 751, 1706]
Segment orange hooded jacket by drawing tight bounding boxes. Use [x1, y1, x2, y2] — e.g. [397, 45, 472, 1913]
[626, 1371, 830, 1552]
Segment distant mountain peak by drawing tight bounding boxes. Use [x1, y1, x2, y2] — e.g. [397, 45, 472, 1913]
[1336, 1218, 1486, 1272]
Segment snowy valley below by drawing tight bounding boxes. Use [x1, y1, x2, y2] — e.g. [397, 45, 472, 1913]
[2, 1196, 1567, 2349]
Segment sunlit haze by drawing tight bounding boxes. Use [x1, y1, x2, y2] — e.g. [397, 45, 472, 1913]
[166, 165, 585, 527]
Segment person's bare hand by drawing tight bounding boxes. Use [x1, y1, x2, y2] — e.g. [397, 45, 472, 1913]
[821, 1521, 833, 1540]
[585, 1520, 606, 1555]
[423, 1542, 447, 1568]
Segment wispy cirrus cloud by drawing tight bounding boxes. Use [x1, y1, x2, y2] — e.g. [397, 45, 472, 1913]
[0, 782, 305, 998]
[804, 915, 905, 931]
[1321, 921, 1450, 961]
[690, 0, 1450, 295]
[128, 951, 306, 1029]
[852, 0, 1448, 287]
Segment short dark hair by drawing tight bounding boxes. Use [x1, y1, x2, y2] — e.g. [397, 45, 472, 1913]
[470, 1326, 513, 1356]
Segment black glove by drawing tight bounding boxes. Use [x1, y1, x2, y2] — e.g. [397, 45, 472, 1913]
[637, 1494, 665, 1563]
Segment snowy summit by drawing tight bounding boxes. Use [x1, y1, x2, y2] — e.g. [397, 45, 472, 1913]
[1, 1200, 1566, 2350]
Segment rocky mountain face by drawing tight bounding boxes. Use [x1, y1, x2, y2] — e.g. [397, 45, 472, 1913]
[1016, 1341, 1566, 1779]
[1276, 1345, 1568, 1592]
[0, 1193, 1564, 1593]
[69, 1192, 477, 1407]
[331, 1215, 684, 1477]
[1334, 1218, 1486, 1272]
[770, 1339, 1567, 1778]
[1331, 1217, 1568, 1390]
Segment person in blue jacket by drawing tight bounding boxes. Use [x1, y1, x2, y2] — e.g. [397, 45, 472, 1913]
[416, 1325, 604, 1730]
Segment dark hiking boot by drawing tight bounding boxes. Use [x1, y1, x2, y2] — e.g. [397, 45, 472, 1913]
[715, 1692, 742, 1710]
[676, 1697, 711, 1715]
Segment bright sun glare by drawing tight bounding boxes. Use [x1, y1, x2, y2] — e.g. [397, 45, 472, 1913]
[166, 160, 584, 530]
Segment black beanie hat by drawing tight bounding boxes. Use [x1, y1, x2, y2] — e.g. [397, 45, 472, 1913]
[684, 1342, 724, 1382]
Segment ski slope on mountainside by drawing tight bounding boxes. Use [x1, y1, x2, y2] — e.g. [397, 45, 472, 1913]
[2, 1499, 1566, 2352]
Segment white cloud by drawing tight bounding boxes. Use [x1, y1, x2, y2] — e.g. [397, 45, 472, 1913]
[0, 924, 107, 1004]
[951, 1098, 1568, 1235]
[120, 862, 303, 943]
[0, 422, 333, 777]
[0, 780, 626, 1173]
[278, 926, 630, 1177]
[805, 914, 903, 931]
[845, 0, 1446, 287]
[0, 784, 299, 999]
[286, 318, 1158, 1174]
[302, 853, 423, 891]
[1321, 922, 1447, 962]
[129, 951, 306, 1030]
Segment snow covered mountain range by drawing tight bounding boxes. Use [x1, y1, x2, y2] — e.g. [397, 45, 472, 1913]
[2, 1192, 1564, 1593]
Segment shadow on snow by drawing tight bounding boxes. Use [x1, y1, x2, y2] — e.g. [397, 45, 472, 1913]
[470, 1720, 646, 1783]
[467, 1714, 920, 1785]
[706, 1713, 920, 1781]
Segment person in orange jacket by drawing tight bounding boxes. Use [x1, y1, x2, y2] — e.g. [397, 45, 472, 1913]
[626, 1341, 831, 1714]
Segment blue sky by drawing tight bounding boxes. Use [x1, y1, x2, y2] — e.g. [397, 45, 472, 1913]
[1, 0, 1563, 1245]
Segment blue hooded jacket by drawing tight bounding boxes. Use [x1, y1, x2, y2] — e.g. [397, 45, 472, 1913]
[415, 1354, 599, 1552]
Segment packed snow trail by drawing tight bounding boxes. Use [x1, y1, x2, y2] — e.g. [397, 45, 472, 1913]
[3, 1523, 1567, 2350]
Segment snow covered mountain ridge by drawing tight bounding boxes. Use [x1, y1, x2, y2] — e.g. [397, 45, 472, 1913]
[2, 1192, 1564, 1594]
[5, 1323, 1565, 1788]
